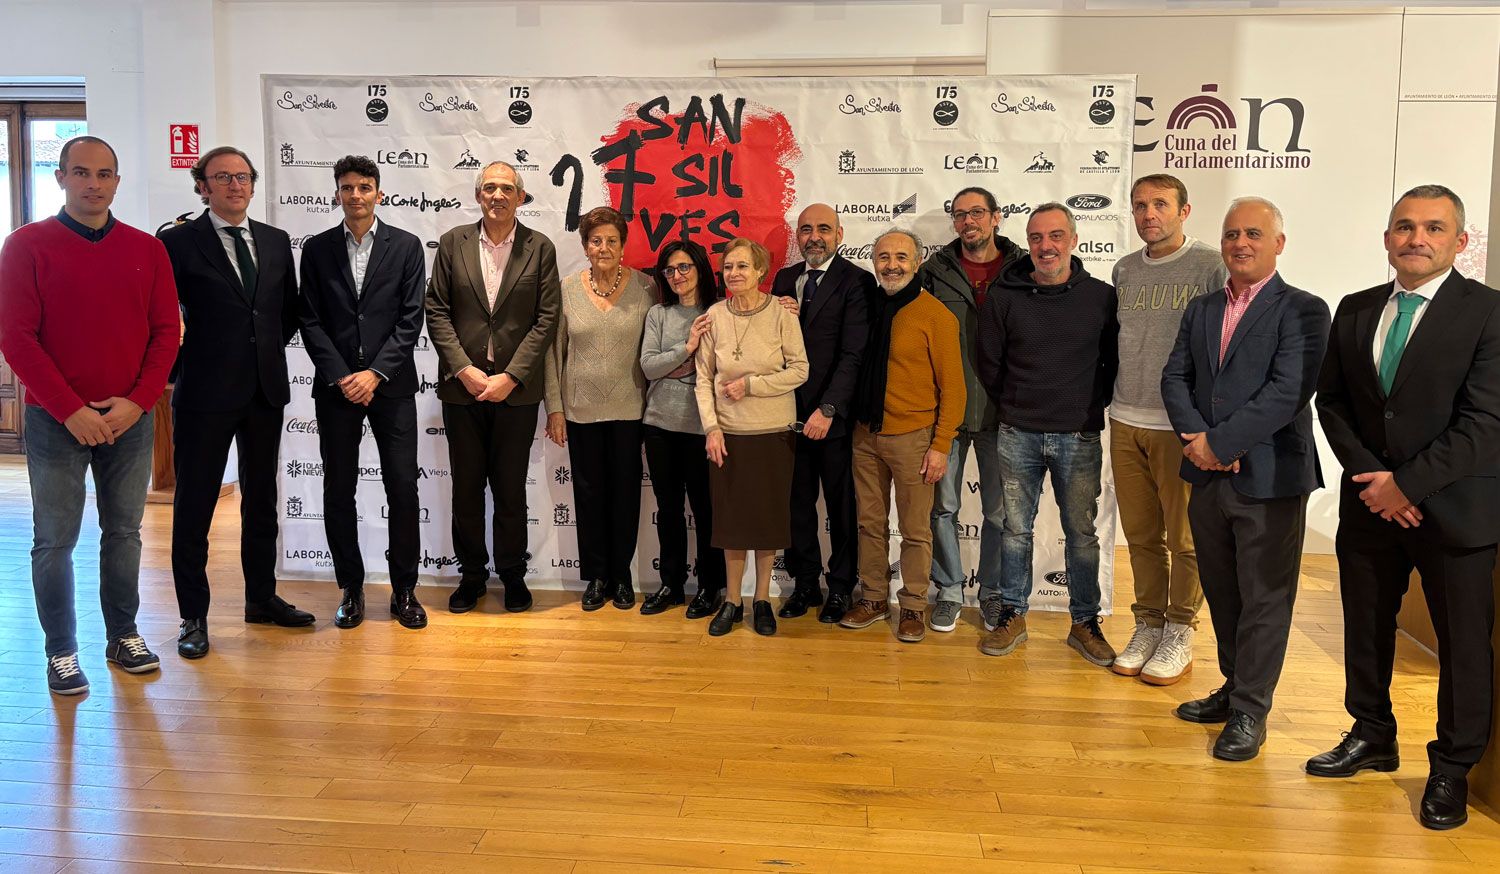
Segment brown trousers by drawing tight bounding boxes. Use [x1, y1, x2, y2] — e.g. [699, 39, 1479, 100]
[1110, 420, 1202, 628]
[853, 424, 935, 612]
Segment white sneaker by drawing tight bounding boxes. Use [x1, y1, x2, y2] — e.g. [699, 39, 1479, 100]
[1141, 621, 1194, 686]
[1110, 620, 1161, 677]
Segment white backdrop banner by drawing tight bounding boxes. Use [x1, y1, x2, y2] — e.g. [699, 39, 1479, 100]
[264, 74, 1134, 611]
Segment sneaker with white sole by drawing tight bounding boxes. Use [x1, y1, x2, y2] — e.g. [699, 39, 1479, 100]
[929, 601, 961, 632]
[106, 634, 161, 674]
[1141, 621, 1194, 686]
[979, 597, 1005, 632]
[1111, 620, 1163, 677]
[46, 653, 89, 695]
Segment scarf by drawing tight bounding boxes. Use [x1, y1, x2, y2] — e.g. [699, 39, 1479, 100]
[852, 276, 923, 433]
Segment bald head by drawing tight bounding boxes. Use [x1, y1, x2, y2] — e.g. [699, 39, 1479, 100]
[796, 202, 842, 268]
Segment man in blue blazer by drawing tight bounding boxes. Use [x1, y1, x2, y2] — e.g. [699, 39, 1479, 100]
[1308, 185, 1499, 830]
[1161, 197, 1331, 762]
[299, 155, 428, 631]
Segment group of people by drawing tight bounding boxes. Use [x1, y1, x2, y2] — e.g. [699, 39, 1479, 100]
[0, 134, 1494, 831]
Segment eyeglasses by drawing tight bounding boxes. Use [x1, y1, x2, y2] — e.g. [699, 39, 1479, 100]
[210, 172, 254, 186]
[660, 264, 695, 277]
[950, 207, 993, 222]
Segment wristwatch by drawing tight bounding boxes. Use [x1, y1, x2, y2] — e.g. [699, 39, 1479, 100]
[818, 403, 837, 418]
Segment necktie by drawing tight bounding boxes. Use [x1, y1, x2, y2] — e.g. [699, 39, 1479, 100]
[1378, 292, 1422, 394]
[225, 226, 258, 295]
[801, 270, 823, 317]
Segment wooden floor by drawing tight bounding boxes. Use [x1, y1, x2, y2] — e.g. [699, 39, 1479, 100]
[0, 458, 1496, 873]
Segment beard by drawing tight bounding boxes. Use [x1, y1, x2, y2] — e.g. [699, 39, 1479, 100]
[961, 232, 990, 254]
[802, 246, 831, 268]
[878, 273, 912, 293]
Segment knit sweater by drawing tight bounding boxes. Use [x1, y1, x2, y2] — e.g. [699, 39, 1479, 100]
[0, 216, 180, 423]
[544, 268, 653, 423]
[640, 302, 707, 434]
[1111, 238, 1227, 430]
[694, 294, 809, 435]
[880, 290, 966, 454]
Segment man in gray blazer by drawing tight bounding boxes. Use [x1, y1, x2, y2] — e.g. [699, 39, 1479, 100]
[1161, 196, 1331, 762]
[425, 161, 560, 615]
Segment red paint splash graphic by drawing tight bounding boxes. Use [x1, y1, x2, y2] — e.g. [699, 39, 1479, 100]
[600, 94, 800, 291]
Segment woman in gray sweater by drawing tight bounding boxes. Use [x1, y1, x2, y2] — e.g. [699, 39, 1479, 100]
[543, 207, 654, 612]
[638, 240, 727, 618]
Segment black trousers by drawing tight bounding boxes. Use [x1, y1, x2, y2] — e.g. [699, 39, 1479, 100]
[442, 400, 537, 585]
[784, 429, 857, 597]
[315, 392, 420, 592]
[643, 424, 725, 594]
[1187, 475, 1307, 721]
[1337, 508, 1496, 777]
[171, 391, 283, 620]
[568, 419, 643, 586]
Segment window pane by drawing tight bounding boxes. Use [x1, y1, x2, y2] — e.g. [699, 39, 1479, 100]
[28, 119, 87, 223]
[0, 121, 11, 241]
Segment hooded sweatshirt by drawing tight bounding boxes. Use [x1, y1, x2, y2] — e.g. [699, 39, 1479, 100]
[976, 254, 1119, 433]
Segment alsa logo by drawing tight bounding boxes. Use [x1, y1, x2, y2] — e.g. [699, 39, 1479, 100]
[1137, 83, 1312, 169]
[1065, 194, 1111, 211]
[1079, 241, 1116, 255]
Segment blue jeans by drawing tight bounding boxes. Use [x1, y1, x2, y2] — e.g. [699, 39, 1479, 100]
[25, 405, 154, 657]
[930, 429, 1004, 604]
[996, 424, 1103, 623]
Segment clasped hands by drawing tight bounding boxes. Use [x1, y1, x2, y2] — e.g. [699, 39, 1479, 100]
[1178, 432, 1239, 474]
[1352, 469, 1422, 529]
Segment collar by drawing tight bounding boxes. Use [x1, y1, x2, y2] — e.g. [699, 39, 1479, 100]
[1225, 271, 1275, 302]
[1141, 236, 1199, 266]
[209, 210, 250, 233]
[56, 208, 116, 243]
[1394, 267, 1451, 302]
[480, 220, 516, 249]
[344, 215, 380, 245]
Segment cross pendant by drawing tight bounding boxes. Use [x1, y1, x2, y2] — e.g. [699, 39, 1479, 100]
[732, 348, 743, 361]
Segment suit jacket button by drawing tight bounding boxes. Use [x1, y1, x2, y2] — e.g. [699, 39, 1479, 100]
[1384, 411, 1394, 420]
[251, 308, 258, 316]
[358, 314, 365, 321]
[250, 336, 256, 343]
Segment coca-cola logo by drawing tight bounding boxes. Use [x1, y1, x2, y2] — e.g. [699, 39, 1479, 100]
[1064, 194, 1112, 211]
[285, 418, 318, 434]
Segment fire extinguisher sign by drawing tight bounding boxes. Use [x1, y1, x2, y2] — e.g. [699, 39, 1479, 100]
[169, 124, 200, 169]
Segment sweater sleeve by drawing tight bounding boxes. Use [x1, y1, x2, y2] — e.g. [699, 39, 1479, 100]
[125, 239, 182, 412]
[929, 306, 966, 454]
[543, 286, 568, 416]
[746, 306, 809, 398]
[640, 306, 691, 380]
[0, 234, 87, 422]
[694, 308, 721, 433]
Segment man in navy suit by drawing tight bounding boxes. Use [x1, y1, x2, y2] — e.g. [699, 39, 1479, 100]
[770, 203, 872, 624]
[1308, 185, 1499, 830]
[159, 146, 312, 660]
[298, 155, 428, 631]
[1161, 197, 1331, 762]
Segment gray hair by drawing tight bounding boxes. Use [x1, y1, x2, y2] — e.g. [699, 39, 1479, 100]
[1030, 201, 1076, 235]
[1391, 184, 1466, 229]
[474, 160, 525, 194]
[1227, 196, 1285, 235]
[871, 227, 923, 258]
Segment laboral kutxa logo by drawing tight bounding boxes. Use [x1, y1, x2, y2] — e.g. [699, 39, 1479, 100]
[836, 194, 916, 223]
[1137, 83, 1312, 170]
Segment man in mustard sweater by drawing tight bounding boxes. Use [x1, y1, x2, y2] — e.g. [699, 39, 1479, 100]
[840, 228, 965, 642]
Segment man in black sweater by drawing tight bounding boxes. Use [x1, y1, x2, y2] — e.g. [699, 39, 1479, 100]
[976, 202, 1120, 666]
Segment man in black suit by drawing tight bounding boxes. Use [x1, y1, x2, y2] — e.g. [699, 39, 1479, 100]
[160, 145, 313, 660]
[770, 203, 872, 624]
[298, 155, 427, 631]
[425, 161, 560, 614]
[1161, 196, 1330, 763]
[1308, 185, 1499, 830]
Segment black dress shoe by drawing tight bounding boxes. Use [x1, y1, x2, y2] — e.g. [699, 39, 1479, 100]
[390, 588, 428, 629]
[1212, 710, 1267, 762]
[502, 581, 533, 613]
[581, 579, 609, 612]
[177, 618, 209, 659]
[1305, 732, 1400, 778]
[1175, 687, 1232, 723]
[753, 600, 777, 636]
[612, 580, 636, 610]
[334, 588, 365, 629]
[686, 588, 723, 620]
[708, 600, 743, 636]
[245, 595, 315, 627]
[448, 580, 486, 614]
[778, 584, 823, 619]
[641, 586, 685, 615]
[817, 592, 850, 624]
[1420, 774, 1469, 830]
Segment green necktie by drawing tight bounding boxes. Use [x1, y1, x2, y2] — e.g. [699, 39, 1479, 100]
[1378, 292, 1422, 394]
[225, 226, 258, 295]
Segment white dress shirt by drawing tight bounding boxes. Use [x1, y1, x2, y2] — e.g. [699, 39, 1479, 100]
[1371, 267, 1449, 367]
[208, 209, 257, 284]
[344, 215, 379, 298]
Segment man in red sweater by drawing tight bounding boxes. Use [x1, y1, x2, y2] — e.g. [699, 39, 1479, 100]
[0, 136, 180, 695]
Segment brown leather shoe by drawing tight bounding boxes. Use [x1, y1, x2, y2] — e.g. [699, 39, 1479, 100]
[1068, 617, 1117, 667]
[896, 609, 925, 643]
[838, 598, 890, 629]
[978, 606, 1027, 656]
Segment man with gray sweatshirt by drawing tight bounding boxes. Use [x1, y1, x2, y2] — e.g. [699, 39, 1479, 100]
[1109, 174, 1228, 685]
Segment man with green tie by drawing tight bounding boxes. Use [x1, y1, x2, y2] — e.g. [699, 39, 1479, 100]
[1310, 184, 1500, 830]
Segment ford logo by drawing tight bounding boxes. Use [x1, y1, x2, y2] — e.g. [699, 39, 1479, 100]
[1043, 570, 1070, 587]
[1065, 194, 1111, 211]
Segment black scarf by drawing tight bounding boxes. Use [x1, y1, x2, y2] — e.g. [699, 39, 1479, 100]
[853, 277, 923, 433]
